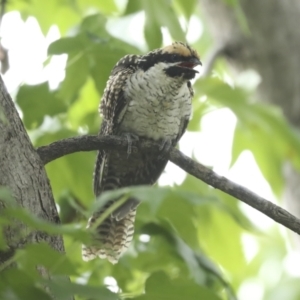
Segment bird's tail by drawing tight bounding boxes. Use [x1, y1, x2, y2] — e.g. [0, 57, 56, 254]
[82, 199, 136, 264]
[83, 150, 140, 263]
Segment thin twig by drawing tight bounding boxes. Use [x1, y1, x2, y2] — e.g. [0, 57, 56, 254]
[36, 135, 300, 235]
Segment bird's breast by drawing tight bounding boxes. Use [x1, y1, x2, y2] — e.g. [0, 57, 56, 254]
[120, 70, 192, 140]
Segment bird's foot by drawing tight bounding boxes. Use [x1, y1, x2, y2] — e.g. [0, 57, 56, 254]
[121, 132, 139, 155]
[158, 137, 173, 159]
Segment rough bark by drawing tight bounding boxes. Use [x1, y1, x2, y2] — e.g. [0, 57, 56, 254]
[201, 0, 300, 243]
[0, 75, 67, 283]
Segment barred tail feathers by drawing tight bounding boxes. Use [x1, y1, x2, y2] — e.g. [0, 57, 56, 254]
[87, 150, 139, 263]
[82, 202, 136, 264]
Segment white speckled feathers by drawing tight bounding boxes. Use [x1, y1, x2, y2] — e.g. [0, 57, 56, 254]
[121, 62, 192, 141]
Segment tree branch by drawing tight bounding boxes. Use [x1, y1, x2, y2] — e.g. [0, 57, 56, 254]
[37, 135, 300, 235]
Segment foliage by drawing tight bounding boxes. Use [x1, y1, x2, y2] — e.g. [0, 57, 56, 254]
[1, 0, 300, 299]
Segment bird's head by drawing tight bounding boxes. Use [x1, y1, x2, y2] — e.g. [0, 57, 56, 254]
[138, 42, 202, 80]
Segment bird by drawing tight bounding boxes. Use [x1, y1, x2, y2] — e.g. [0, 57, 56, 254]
[82, 41, 201, 264]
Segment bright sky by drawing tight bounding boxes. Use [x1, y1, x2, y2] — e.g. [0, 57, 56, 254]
[2, 10, 299, 300]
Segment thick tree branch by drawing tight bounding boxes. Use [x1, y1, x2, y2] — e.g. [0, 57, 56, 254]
[37, 135, 300, 235]
[0, 75, 73, 299]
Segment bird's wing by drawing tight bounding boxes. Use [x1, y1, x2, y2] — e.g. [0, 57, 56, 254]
[100, 54, 141, 132]
[93, 55, 140, 196]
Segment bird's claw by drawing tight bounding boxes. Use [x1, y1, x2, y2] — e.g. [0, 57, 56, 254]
[158, 138, 173, 159]
[122, 132, 139, 155]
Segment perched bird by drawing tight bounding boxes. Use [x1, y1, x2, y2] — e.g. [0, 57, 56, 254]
[82, 41, 201, 264]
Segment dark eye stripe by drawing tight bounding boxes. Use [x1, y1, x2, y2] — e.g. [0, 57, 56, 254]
[138, 52, 198, 71]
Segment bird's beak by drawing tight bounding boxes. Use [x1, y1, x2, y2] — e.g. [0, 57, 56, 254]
[177, 57, 202, 70]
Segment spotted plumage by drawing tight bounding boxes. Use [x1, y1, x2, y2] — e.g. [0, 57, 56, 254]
[82, 42, 201, 264]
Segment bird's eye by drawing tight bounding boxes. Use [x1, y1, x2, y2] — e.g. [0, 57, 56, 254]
[171, 54, 177, 61]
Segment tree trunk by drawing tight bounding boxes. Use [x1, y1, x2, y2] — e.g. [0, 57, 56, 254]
[0, 76, 66, 279]
[201, 0, 300, 243]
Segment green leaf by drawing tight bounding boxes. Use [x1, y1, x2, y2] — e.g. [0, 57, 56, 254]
[179, 176, 247, 291]
[157, 220, 212, 285]
[16, 242, 77, 276]
[16, 82, 67, 129]
[216, 191, 256, 232]
[0, 269, 52, 300]
[140, 219, 232, 295]
[194, 77, 249, 112]
[58, 52, 89, 103]
[46, 277, 119, 300]
[76, 0, 119, 15]
[174, 0, 198, 19]
[48, 37, 85, 55]
[90, 185, 214, 219]
[67, 77, 100, 132]
[91, 186, 171, 216]
[144, 13, 163, 49]
[231, 122, 284, 196]
[124, 0, 143, 15]
[196, 204, 246, 275]
[133, 271, 222, 300]
[89, 42, 139, 94]
[157, 192, 201, 249]
[47, 150, 95, 203]
[58, 190, 88, 224]
[143, 0, 185, 48]
[7, 0, 79, 35]
[188, 98, 211, 131]
[2, 206, 90, 243]
[143, 0, 163, 49]
[7, 0, 117, 36]
[80, 14, 109, 37]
